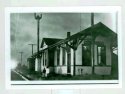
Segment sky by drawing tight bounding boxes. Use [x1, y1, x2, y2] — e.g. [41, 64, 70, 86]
[10, 12, 117, 67]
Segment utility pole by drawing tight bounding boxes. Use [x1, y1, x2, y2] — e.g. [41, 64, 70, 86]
[19, 52, 23, 65]
[91, 13, 95, 74]
[91, 13, 94, 26]
[28, 44, 36, 56]
[34, 13, 42, 57]
[34, 13, 42, 72]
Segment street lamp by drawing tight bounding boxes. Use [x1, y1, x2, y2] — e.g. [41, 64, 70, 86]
[91, 13, 95, 74]
[34, 13, 42, 72]
[34, 13, 42, 57]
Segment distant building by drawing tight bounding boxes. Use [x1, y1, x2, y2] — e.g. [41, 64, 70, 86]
[27, 22, 117, 76]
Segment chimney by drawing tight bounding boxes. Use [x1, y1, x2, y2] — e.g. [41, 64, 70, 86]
[67, 32, 71, 38]
[91, 13, 94, 26]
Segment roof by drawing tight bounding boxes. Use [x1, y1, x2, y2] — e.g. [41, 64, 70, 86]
[31, 22, 117, 57]
[41, 38, 62, 48]
[44, 22, 117, 49]
[68, 22, 117, 40]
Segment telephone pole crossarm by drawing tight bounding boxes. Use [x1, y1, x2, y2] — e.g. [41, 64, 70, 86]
[28, 44, 36, 56]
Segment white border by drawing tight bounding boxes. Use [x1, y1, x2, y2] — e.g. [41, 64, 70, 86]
[5, 6, 122, 89]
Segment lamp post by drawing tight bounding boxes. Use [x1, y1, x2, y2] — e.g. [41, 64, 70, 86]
[34, 13, 42, 72]
[34, 13, 42, 56]
[91, 13, 95, 74]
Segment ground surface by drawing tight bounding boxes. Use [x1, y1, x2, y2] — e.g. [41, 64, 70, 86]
[11, 69, 118, 80]
[11, 70, 25, 81]
[11, 53, 118, 81]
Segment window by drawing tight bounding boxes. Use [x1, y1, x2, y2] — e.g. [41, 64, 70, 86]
[82, 44, 91, 66]
[97, 45, 106, 66]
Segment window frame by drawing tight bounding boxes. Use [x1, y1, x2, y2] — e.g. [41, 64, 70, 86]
[97, 44, 106, 66]
[82, 43, 92, 66]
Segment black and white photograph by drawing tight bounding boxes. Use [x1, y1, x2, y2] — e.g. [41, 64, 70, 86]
[5, 7, 121, 87]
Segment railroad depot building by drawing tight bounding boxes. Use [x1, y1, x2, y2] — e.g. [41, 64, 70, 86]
[27, 22, 117, 76]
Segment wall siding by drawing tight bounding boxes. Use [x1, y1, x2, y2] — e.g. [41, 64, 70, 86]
[94, 66, 111, 75]
[76, 43, 82, 65]
[95, 36, 111, 66]
[76, 66, 92, 75]
[40, 35, 112, 76]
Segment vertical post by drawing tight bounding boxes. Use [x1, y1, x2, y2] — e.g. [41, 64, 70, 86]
[91, 13, 94, 26]
[37, 19, 40, 56]
[19, 52, 23, 65]
[21, 53, 22, 64]
[73, 49, 76, 76]
[91, 13, 95, 74]
[80, 13, 81, 31]
[32, 44, 33, 55]
[67, 32, 71, 75]
[34, 13, 42, 55]
[28, 44, 36, 56]
[67, 50, 71, 74]
[34, 13, 42, 72]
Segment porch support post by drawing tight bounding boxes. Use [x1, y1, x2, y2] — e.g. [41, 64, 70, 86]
[92, 41, 95, 74]
[73, 49, 76, 76]
[67, 50, 71, 74]
[91, 13, 95, 74]
[38, 56, 41, 72]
